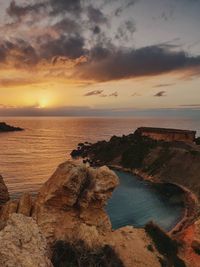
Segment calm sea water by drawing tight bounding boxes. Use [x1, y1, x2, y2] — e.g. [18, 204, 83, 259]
[106, 170, 184, 231]
[0, 116, 199, 230]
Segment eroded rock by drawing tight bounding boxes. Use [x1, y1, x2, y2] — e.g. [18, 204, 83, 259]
[33, 161, 119, 245]
[0, 213, 53, 267]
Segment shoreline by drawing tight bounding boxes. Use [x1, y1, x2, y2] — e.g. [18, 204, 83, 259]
[107, 164, 199, 236]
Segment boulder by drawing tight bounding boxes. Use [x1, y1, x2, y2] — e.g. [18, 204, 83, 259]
[33, 161, 119, 245]
[0, 175, 9, 205]
[0, 213, 53, 267]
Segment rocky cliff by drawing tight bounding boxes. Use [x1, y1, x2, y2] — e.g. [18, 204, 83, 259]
[0, 161, 178, 267]
[71, 130, 200, 199]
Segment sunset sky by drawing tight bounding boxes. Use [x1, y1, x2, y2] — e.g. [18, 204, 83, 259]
[0, 0, 200, 116]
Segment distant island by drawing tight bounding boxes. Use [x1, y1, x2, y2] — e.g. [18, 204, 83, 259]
[0, 122, 24, 132]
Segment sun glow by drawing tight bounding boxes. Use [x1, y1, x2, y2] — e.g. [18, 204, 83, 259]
[38, 98, 49, 108]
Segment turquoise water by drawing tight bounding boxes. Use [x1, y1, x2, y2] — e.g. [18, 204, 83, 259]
[106, 170, 184, 231]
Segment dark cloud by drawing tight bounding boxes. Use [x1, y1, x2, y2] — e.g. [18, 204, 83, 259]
[87, 5, 108, 24]
[90, 46, 111, 60]
[76, 45, 200, 81]
[49, 0, 81, 15]
[7, 0, 45, 20]
[0, 39, 38, 65]
[53, 18, 80, 34]
[39, 35, 86, 60]
[109, 91, 118, 97]
[154, 83, 175, 88]
[92, 25, 101, 35]
[115, 19, 136, 41]
[84, 90, 104, 96]
[154, 91, 167, 97]
[114, 0, 138, 17]
[99, 91, 118, 97]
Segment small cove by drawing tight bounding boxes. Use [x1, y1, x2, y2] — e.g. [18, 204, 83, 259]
[106, 170, 185, 231]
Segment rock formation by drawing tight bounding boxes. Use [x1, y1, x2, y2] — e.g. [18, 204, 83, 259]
[0, 160, 192, 266]
[71, 129, 200, 199]
[0, 175, 9, 206]
[33, 161, 119, 245]
[0, 213, 53, 267]
[0, 122, 24, 132]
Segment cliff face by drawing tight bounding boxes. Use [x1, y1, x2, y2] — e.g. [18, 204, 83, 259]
[141, 143, 200, 197]
[0, 161, 170, 267]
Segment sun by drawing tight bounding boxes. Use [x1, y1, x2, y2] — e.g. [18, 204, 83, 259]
[38, 98, 49, 108]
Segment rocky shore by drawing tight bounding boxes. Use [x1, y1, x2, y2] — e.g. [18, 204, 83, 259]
[0, 160, 190, 267]
[71, 128, 200, 266]
[0, 122, 24, 132]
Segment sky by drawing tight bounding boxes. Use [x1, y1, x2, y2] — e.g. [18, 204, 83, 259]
[0, 0, 200, 116]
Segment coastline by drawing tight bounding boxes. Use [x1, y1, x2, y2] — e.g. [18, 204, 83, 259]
[107, 164, 199, 236]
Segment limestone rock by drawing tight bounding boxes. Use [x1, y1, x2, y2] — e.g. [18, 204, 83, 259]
[0, 175, 9, 205]
[0, 213, 53, 267]
[0, 199, 19, 223]
[33, 161, 119, 245]
[104, 226, 162, 267]
[18, 192, 33, 216]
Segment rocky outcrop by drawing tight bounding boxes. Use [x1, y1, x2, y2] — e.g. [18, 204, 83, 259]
[0, 122, 23, 132]
[71, 129, 200, 199]
[33, 161, 119, 245]
[0, 175, 9, 205]
[0, 192, 33, 223]
[0, 213, 53, 267]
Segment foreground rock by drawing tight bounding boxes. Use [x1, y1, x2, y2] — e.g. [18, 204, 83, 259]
[0, 175, 9, 206]
[33, 161, 119, 245]
[0, 122, 24, 132]
[0, 213, 52, 267]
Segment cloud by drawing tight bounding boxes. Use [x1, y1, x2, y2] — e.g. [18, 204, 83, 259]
[84, 90, 104, 96]
[7, 0, 45, 20]
[0, 39, 38, 66]
[132, 92, 141, 96]
[39, 35, 86, 60]
[115, 19, 136, 42]
[114, 0, 138, 17]
[154, 91, 167, 97]
[109, 91, 118, 97]
[49, 0, 81, 15]
[179, 104, 200, 107]
[75, 45, 200, 82]
[154, 83, 175, 88]
[87, 5, 108, 24]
